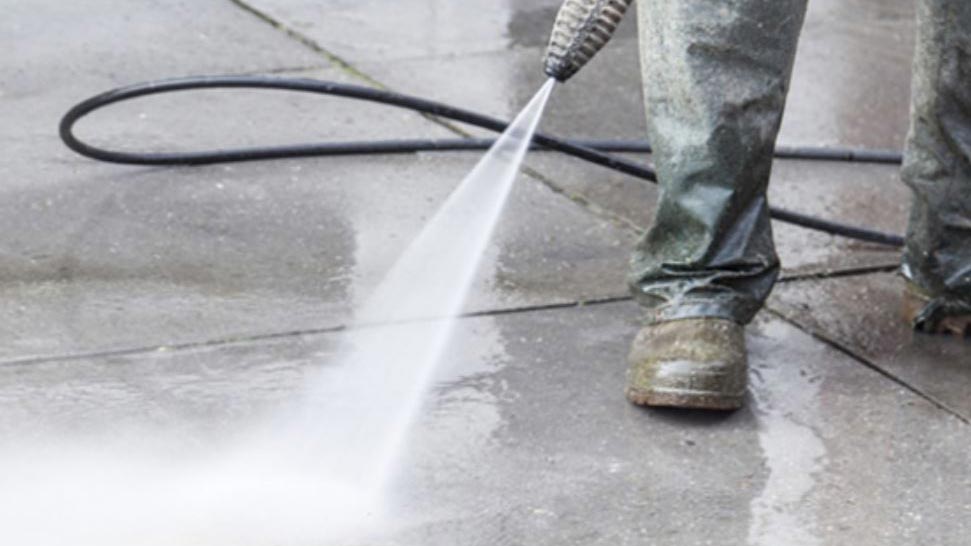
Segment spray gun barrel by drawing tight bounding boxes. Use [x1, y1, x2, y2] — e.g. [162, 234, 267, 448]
[543, 0, 634, 82]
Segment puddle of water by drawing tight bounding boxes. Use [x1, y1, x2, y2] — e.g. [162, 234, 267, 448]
[748, 322, 827, 546]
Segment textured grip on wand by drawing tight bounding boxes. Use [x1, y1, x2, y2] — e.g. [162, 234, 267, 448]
[544, 0, 634, 82]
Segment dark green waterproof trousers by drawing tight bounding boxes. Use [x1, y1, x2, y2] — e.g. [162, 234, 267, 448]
[629, 0, 971, 328]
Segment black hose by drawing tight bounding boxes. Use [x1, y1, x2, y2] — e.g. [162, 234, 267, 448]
[59, 75, 905, 248]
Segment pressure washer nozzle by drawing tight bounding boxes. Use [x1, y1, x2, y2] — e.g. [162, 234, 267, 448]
[543, 0, 634, 82]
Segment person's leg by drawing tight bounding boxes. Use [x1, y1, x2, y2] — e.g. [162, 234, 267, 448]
[900, 0, 971, 335]
[630, 0, 807, 324]
[626, 0, 807, 409]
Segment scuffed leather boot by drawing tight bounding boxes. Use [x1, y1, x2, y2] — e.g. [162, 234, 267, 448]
[901, 282, 971, 337]
[626, 318, 747, 410]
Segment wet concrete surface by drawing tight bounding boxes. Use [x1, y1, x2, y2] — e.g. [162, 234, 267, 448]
[235, 0, 567, 63]
[779, 0, 915, 149]
[1, 303, 968, 544]
[2, 53, 632, 359]
[770, 273, 971, 422]
[3, 0, 969, 543]
[0, 118, 632, 361]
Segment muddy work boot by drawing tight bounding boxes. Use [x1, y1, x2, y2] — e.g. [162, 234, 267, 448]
[626, 318, 747, 410]
[901, 282, 971, 337]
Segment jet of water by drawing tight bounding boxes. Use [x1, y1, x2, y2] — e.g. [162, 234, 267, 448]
[0, 79, 558, 546]
[278, 78, 558, 493]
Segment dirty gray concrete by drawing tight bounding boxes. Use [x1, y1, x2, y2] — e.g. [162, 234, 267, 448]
[771, 273, 971, 421]
[0, 4, 633, 360]
[2, 0, 970, 544]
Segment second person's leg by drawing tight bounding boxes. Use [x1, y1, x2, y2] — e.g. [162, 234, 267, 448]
[900, 0, 971, 335]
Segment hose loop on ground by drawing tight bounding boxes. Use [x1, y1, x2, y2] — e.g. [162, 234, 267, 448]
[59, 75, 905, 248]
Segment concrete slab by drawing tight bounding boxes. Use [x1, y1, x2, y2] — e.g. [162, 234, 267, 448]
[778, 0, 915, 149]
[240, 0, 914, 145]
[232, 0, 567, 63]
[0, 0, 329, 211]
[0, 0, 324, 97]
[1, 303, 967, 544]
[770, 273, 971, 422]
[5, 2, 965, 543]
[768, 161, 906, 275]
[1, 58, 633, 362]
[394, 306, 970, 546]
[0, 0, 332, 223]
[0, 0, 637, 366]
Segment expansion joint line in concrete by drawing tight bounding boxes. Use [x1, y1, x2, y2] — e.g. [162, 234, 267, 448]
[223, 0, 641, 231]
[518, 164, 644, 234]
[764, 306, 970, 425]
[776, 263, 900, 284]
[1, 269, 912, 371]
[0, 296, 629, 370]
[226, 0, 468, 139]
[0, 325, 349, 370]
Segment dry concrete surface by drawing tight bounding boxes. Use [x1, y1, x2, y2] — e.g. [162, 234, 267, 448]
[1, 0, 968, 545]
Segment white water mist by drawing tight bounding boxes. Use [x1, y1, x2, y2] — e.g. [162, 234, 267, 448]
[277, 78, 557, 492]
[0, 79, 557, 545]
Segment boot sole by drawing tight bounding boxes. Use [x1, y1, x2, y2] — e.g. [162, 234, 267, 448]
[626, 386, 743, 411]
[901, 285, 971, 336]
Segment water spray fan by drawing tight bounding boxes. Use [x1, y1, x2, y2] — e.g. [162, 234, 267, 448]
[544, 0, 635, 82]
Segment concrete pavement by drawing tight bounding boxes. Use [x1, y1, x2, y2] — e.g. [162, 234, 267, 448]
[2, 0, 969, 544]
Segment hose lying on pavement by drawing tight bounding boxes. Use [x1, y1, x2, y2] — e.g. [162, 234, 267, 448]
[59, 75, 905, 248]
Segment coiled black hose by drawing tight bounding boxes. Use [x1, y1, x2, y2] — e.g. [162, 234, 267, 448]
[59, 75, 905, 248]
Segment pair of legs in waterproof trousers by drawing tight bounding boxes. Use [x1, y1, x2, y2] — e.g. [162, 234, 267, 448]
[626, 0, 971, 410]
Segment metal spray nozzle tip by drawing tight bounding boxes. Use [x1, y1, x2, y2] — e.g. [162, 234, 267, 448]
[543, 0, 634, 82]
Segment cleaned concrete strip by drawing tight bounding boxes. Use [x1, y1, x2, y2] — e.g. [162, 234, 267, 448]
[0, 302, 967, 544]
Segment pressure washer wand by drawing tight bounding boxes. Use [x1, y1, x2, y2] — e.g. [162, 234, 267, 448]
[544, 0, 635, 82]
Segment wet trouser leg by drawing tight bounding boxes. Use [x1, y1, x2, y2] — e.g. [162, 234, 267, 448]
[901, 0, 971, 328]
[629, 0, 808, 325]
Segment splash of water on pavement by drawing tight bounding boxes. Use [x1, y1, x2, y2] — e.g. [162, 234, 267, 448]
[0, 78, 557, 545]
